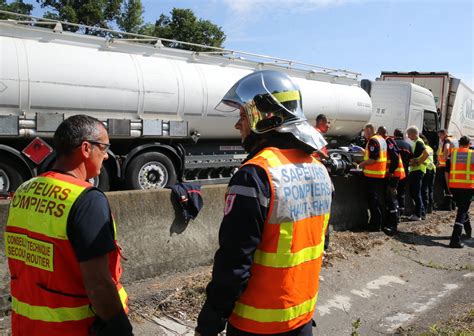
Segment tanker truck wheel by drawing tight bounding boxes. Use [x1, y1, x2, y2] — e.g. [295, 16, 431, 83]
[125, 152, 177, 190]
[0, 158, 25, 193]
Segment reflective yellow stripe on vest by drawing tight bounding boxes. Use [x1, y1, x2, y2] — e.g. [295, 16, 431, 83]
[253, 213, 329, 268]
[425, 146, 436, 171]
[12, 297, 94, 322]
[118, 286, 128, 307]
[233, 294, 318, 323]
[450, 150, 473, 183]
[363, 135, 387, 177]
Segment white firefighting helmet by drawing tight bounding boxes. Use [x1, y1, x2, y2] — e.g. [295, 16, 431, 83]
[215, 70, 327, 151]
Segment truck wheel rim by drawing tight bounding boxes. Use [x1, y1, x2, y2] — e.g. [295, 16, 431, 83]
[0, 169, 10, 192]
[138, 161, 168, 189]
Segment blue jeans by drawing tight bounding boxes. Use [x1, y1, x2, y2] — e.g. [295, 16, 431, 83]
[422, 169, 435, 210]
[408, 170, 425, 217]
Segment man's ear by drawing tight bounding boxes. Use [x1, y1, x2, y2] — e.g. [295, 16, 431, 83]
[80, 141, 93, 158]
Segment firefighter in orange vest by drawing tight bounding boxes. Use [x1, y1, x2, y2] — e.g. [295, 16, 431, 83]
[446, 135, 473, 248]
[5, 115, 132, 335]
[436, 129, 456, 210]
[377, 126, 406, 234]
[196, 70, 331, 336]
[358, 123, 387, 231]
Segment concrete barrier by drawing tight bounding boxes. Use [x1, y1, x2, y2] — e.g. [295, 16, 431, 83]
[0, 176, 368, 313]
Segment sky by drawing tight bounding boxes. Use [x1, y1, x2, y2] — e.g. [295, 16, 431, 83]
[29, 0, 473, 87]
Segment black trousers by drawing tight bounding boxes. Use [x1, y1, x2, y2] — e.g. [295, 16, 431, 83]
[421, 169, 435, 210]
[397, 177, 407, 213]
[408, 170, 425, 217]
[227, 320, 313, 336]
[385, 177, 399, 229]
[451, 188, 473, 244]
[366, 177, 385, 229]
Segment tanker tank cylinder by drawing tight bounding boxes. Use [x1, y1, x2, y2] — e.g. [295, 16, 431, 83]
[130, 121, 142, 130]
[18, 119, 36, 137]
[129, 119, 142, 136]
[162, 122, 169, 136]
[19, 120, 36, 129]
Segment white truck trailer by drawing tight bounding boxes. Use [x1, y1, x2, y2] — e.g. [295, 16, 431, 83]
[379, 71, 474, 140]
[0, 12, 372, 193]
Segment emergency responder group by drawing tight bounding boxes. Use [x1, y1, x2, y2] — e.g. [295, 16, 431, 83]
[356, 123, 471, 248]
[4, 69, 472, 336]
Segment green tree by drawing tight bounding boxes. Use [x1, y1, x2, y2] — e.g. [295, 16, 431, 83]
[141, 8, 225, 51]
[36, 0, 123, 34]
[116, 0, 143, 33]
[0, 0, 33, 16]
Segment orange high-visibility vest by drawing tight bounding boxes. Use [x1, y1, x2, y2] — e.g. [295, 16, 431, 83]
[229, 148, 331, 334]
[363, 135, 387, 178]
[5, 172, 128, 336]
[448, 148, 474, 189]
[386, 154, 406, 180]
[437, 136, 455, 167]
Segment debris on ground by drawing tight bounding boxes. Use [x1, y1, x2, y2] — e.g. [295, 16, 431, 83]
[128, 268, 211, 323]
[323, 231, 386, 267]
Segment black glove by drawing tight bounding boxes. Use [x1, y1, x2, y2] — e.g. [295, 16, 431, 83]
[195, 301, 227, 336]
[91, 309, 133, 336]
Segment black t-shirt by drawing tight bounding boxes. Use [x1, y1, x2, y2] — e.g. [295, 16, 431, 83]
[67, 189, 116, 262]
[395, 137, 412, 169]
[367, 138, 381, 160]
[413, 140, 426, 158]
[386, 137, 400, 173]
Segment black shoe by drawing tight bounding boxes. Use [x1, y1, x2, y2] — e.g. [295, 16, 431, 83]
[461, 234, 472, 239]
[449, 242, 464, 248]
[383, 227, 397, 236]
[427, 203, 433, 214]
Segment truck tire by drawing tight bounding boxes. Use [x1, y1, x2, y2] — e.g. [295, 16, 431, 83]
[125, 152, 177, 190]
[0, 159, 25, 192]
[89, 166, 110, 192]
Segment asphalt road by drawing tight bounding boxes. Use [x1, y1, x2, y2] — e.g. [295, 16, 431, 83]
[314, 226, 473, 335]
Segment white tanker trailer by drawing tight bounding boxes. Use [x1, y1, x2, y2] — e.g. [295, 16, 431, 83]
[0, 12, 372, 192]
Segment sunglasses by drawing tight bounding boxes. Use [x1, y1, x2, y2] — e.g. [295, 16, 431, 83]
[84, 140, 111, 151]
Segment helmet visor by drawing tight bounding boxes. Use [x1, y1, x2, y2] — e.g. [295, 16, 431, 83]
[215, 71, 306, 133]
